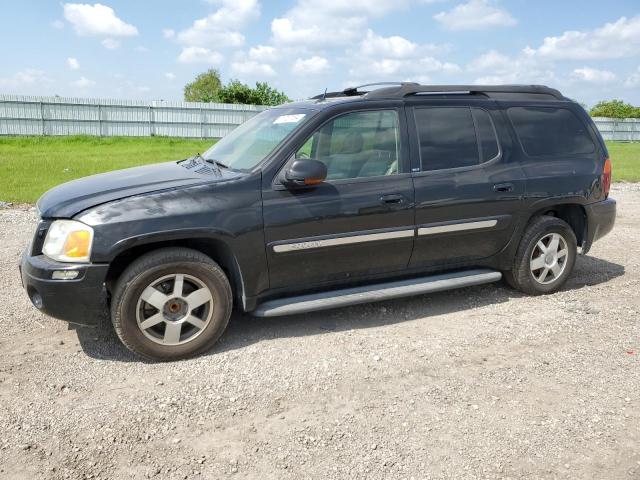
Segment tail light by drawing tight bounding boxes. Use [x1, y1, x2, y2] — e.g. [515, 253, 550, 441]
[602, 158, 612, 198]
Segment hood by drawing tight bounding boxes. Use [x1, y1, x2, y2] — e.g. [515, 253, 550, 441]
[37, 159, 243, 218]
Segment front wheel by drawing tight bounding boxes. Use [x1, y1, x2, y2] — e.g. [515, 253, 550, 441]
[504, 215, 577, 295]
[111, 247, 232, 361]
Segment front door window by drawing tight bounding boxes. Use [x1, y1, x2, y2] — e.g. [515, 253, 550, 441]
[296, 110, 400, 180]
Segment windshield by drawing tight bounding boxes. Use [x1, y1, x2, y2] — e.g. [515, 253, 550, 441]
[202, 107, 311, 170]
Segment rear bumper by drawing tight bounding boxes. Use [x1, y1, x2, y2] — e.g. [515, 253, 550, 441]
[583, 197, 616, 254]
[20, 251, 109, 326]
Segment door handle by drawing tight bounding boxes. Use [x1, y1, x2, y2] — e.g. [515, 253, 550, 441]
[493, 183, 514, 193]
[380, 194, 405, 205]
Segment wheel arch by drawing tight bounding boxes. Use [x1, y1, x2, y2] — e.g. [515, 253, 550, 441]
[524, 202, 587, 248]
[105, 236, 246, 309]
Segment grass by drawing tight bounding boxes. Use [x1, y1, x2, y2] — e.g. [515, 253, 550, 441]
[0, 136, 638, 203]
[606, 142, 640, 182]
[0, 136, 214, 204]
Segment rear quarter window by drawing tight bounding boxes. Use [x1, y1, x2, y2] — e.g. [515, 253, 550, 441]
[508, 106, 595, 156]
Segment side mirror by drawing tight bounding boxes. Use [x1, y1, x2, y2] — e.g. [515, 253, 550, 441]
[282, 159, 327, 188]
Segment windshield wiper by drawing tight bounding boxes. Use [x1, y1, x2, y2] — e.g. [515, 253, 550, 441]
[206, 158, 230, 170]
[190, 153, 232, 173]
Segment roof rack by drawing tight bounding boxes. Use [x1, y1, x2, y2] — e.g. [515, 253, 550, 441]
[366, 83, 564, 100]
[311, 82, 565, 101]
[310, 82, 414, 100]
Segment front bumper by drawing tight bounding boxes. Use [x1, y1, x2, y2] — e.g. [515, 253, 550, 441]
[583, 197, 616, 254]
[20, 251, 109, 326]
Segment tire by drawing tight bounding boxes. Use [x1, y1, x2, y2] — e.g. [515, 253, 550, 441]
[503, 215, 577, 296]
[111, 247, 232, 361]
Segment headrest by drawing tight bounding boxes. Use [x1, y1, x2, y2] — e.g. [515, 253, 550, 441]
[337, 131, 363, 154]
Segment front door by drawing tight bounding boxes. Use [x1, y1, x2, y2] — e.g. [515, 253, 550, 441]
[406, 99, 526, 268]
[262, 108, 415, 290]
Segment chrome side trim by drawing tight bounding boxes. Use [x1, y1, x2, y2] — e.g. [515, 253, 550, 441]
[273, 229, 414, 253]
[418, 219, 497, 236]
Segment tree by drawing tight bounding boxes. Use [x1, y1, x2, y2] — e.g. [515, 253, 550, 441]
[589, 100, 640, 119]
[252, 82, 290, 106]
[184, 71, 290, 105]
[183, 69, 222, 103]
[217, 80, 290, 106]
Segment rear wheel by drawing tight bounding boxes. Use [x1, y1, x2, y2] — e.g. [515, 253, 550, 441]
[504, 216, 577, 295]
[111, 247, 232, 361]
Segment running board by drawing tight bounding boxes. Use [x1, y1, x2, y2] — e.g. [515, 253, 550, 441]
[253, 269, 502, 317]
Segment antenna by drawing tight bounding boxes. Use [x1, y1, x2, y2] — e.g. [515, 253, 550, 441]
[321, 88, 327, 101]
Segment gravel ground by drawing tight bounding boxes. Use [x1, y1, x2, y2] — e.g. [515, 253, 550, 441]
[1, 185, 638, 480]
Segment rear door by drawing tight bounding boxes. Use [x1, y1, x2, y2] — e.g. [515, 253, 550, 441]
[407, 97, 526, 268]
[262, 105, 415, 290]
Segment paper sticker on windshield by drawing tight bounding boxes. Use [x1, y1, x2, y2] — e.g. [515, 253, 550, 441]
[273, 114, 306, 124]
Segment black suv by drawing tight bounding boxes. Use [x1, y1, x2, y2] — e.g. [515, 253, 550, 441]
[20, 83, 616, 360]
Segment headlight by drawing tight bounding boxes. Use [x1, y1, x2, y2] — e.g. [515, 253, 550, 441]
[42, 220, 94, 263]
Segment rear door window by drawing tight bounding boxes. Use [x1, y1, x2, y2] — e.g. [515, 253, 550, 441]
[414, 107, 499, 171]
[508, 107, 595, 156]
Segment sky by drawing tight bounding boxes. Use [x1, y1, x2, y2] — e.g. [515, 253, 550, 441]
[1, 0, 640, 106]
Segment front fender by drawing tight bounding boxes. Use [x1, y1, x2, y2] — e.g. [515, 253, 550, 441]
[108, 227, 237, 261]
[75, 177, 269, 299]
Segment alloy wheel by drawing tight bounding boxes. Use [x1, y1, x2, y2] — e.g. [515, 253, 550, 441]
[135, 273, 214, 346]
[529, 232, 569, 285]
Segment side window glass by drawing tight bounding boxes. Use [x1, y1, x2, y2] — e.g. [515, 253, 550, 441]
[508, 107, 595, 156]
[472, 108, 500, 162]
[414, 107, 479, 171]
[297, 135, 314, 159]
[295, 110, 400, 180]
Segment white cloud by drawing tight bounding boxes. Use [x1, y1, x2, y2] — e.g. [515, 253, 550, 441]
[434, 0, 516, 31]
[66, 57, 80, 70]
[339, 26, 459, 87]
[359, 30, 417, 59]
[467, 50, 510, 71]
[473, 62, 556, 85]
[459, 15, 640, 98]
[71, 76, 96, 88]
[525, 16, 640, 60]
[165, 72, 176, 80]
[368, 59, 404, 75]
[177, 47, 223, 65]
[51, 19, 65, 29]
[357, 30, 447, 61]
[63, 3, 138, 36]
[249, 45, 279, 62]
[271, 0, 410, 48]
[101, 38, 120, 49]
[135, 45, 149, 52]
[292, 56, 330, 75]
[271, 18, 326, 46]
[176, 0, 258, 48]
[353, 56, 459, 77]
[232, 60, 276, 77]
[572, 67, 616, 84]
[420, 57, 461, 74]
[466, 49, 556, 85]
[162, 28, 175, 39]
[0, 69, 49, 91]
[625, 67, 640, 88]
